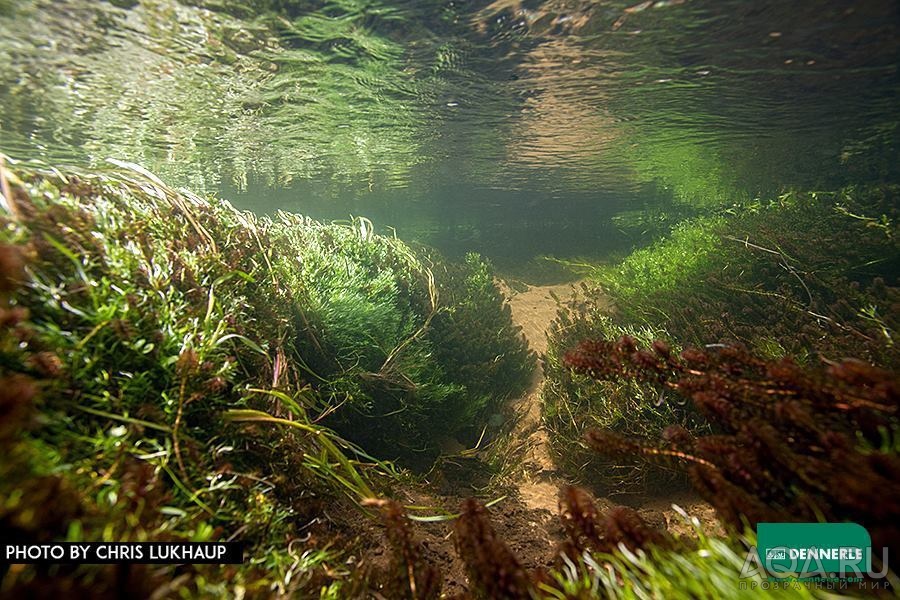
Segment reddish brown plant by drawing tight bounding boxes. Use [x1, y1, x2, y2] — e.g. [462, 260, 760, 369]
[565, 336, 900, 556]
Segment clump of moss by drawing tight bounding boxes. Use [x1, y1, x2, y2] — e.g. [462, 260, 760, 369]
[0, 159, 530, 595]
[0, 162, 382, 595]
[427, 251, 535, 439]
[274, 228, 533, 463]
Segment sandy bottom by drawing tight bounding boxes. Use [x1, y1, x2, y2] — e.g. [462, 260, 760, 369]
[499, 278, 719, 534]
[501, 281, 583, 513]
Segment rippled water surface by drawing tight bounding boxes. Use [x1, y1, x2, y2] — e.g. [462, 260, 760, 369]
[1, 0, 897, 263]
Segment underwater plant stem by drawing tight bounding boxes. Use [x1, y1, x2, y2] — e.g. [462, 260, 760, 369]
[720, 282, 875, 342]
[380, 267, 438, 375]
[173, 372, 189, 482]
[73, 403, 173, 433]
[723, 235, 813, 308]
[224, 408, 376, 499]
[641, 447, 717, 468]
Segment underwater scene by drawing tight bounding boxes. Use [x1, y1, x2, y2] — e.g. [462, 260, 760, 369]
[0, 0, 897, 597]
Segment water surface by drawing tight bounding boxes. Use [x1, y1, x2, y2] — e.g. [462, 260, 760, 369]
[1, 0, 897, 264]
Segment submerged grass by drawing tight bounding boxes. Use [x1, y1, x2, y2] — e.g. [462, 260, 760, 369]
[545, 525, 818, 600]
[0, 157, 531, 595]
[2, 156, 894, 597]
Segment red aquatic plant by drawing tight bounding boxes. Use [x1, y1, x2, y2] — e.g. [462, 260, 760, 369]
[363, 498, 443, 600]
[566, 336, 900, 555]
[558, 485, 604, 555]
[453, 498, 534, 599]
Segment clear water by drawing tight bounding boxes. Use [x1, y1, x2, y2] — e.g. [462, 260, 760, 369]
[1, 0, 897, 266]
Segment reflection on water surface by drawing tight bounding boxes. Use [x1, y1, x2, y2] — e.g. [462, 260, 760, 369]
[0, 0, 896, 261]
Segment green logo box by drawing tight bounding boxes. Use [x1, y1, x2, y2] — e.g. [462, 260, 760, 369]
[757, 523, 872, 575]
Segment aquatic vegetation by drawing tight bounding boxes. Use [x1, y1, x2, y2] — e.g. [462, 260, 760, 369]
[599, 186, 900, 367]
[427, 251, 535, 434]
[545, 524, 820, 600]
[598, 216, 725, 302]
[0, 0, 894, 597]
[357, 498, 443, 599]
[0, 165, 379, 595]
[271, 229, 532, 462]
[0, 159, 530, 594]
[532, 184, 900, 596]
[1, 159, 849, 598]
[565, 336, 900, 560]
[543, 184, 898, 494]
[542, 286, 707, 493]
[8, 159, 528, 457]
[454, 498, 534, 599]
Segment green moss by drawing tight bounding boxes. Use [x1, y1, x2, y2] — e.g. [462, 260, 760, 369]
[597, 216, 725, 303]
[427, 252, 534, 436]
[0, 160, 531, 594]
[254, 220, 533, 463]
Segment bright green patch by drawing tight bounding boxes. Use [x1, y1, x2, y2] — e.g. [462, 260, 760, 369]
[597, 216, 725, 303]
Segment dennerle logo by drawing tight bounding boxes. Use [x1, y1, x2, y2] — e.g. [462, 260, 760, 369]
[756, 523, 873, 576]
[784, 548, 864, 561]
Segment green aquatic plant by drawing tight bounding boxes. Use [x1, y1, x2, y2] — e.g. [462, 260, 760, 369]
[427, 251, 535, 435]
[545, 524, 818, 600]
[12, 160, 528, 462]
[596, 216, 725, 303]
[256, 220, 532, 463]
[0, 158, 530, 594]
[597, 186, 900, 366]
[0, 160, 384, 595]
